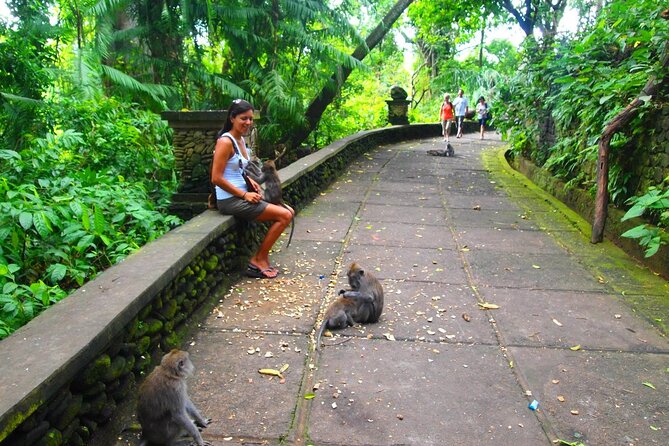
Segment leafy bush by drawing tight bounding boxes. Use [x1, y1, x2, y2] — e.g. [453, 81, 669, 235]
[498, 1, 668, 192]
[621, 185, 669, 257]
[495, 0, 669, 256]
[0, 97, 181, 339]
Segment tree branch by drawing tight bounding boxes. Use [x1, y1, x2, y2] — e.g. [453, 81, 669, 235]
[288, 0, 415, 149]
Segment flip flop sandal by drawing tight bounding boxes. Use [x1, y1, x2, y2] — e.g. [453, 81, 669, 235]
[246, 264, 278, 279]
[250, 262, 279, 273]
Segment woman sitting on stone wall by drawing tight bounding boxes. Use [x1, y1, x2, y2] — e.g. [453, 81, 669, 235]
[210, 99, 293, 279]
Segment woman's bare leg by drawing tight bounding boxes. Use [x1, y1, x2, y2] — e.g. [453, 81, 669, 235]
[249, 203, 293, 275]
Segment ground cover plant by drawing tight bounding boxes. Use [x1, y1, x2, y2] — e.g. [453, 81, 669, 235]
[0, 97, 180, 339]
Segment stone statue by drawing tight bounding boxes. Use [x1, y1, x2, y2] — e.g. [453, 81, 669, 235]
[390, 85, 408, 100]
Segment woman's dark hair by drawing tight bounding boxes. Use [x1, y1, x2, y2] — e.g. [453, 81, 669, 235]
[218, 99, 254, 137]
[478, 96, 486, 102]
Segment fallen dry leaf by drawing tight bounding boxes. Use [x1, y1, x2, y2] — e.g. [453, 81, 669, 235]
[557, 395, 565, 402]
[552, 318, 563, 327]
[478, 302, 500, 310]
[462, 313, 471, 322]
[258, 368, 284, 379]
[570, 409, 579, 415]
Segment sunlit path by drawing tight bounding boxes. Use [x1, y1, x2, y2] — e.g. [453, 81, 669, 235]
[100, 132, 669, 446]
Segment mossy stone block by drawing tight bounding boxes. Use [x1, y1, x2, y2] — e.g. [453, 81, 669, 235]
[102, 356, 127, 383]
[35, 428, 62, 446]
[144, 318, 163, 335]
[53, 394, 82, 430]
[79, 355, 111, 387]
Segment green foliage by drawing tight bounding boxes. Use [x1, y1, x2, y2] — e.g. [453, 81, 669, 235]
[313, 68, 390, 147]
[302, 12, 411, 148]
[410, 59, 511, 125]
[0, 14, 57, 150]
[0, 96, 181, 339]
[494, 0, 669, 256]
[621, 185, 669, 257]
[497, 0, 668, 186]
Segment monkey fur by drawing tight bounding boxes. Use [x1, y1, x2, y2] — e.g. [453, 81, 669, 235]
[259, 159, 295, 248]
[427, 143, 455, 157]
[137, 349, 211, 446]
[316, 262, 384, 349]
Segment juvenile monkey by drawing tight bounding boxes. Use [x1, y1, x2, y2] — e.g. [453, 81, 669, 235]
[259, 159, 295, 248]
[315, 262, 384, 349]
[137, 349, 211, 446]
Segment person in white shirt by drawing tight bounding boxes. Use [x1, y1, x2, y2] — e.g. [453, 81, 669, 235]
[453, 89, 468, 138]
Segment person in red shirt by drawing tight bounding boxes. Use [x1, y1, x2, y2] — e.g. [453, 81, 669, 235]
[439, 94, 454, 142]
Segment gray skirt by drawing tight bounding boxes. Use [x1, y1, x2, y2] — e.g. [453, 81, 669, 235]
[217, 196, 268, 220]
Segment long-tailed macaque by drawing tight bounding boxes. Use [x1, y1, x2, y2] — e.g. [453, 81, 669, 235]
[427, 143, 455, 157]
[316, 262, 384, 349]
[137, 349, 211, 446]
[259, 159, 295, 248]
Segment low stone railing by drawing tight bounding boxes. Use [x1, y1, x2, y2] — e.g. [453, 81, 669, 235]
[0, 123, 438, 446]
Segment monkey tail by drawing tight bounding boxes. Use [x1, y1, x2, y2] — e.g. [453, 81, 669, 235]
[286, 217, 295, 248]
[315, 320, 327, 351]
[283, 203, 295, 248]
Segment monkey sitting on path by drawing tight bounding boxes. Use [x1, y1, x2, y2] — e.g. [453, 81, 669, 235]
[427, 143, 455, 157]
[259, 159, 295, 248]
[316, 262, 384, 349]
[137, 349, 211, 446]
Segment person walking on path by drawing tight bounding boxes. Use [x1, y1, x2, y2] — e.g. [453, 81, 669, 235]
[453, 89, 468, 138]
[439, 93, 455, 142]
[211, 99, 293, 279]
[476, 96, 489, 140]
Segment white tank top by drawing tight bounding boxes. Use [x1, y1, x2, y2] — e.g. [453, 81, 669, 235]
[215, 133, 250, 200]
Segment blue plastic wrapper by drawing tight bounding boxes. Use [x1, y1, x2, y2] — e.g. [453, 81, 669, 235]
[528, 399, 539, 410]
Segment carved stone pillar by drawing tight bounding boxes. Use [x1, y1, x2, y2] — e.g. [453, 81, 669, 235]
[386, 86, 411, 126]
[161, 110, 228, 196]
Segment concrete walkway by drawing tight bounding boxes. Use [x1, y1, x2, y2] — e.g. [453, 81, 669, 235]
[109, 134, 668, 446]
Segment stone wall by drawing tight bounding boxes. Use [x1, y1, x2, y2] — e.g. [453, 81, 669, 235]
[0, 123, 440, 446]
[509, 154, 669, 279]
[635, 106, 669, 193]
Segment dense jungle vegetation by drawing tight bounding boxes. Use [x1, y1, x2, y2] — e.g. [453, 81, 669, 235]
[1, 0, 667, 339]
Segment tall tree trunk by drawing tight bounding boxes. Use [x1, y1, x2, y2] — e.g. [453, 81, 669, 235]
[591, 41, 669, 243]
[289, 0, 415, 149]
[478, 22, 485, 69]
